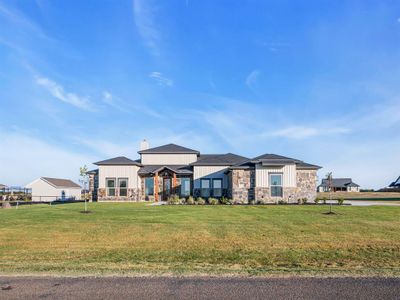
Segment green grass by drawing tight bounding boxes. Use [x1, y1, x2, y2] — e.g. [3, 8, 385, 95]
[0, 203, 399, 276]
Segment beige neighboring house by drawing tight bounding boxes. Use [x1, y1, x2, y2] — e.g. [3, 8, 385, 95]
[0, 184, 7, 190]
[88, 141, 321, 203]
[26, 177, 81, 202]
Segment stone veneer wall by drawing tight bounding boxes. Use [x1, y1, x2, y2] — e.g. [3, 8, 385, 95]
[230, 169, 254, 203]
[295, 169, 318, 201]
[97, 188, 140, 201]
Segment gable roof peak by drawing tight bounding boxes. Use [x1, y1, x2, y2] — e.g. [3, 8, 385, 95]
[138, 143, 199, 154]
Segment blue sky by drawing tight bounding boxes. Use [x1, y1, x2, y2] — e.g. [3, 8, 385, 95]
[1, 0, 399, 188]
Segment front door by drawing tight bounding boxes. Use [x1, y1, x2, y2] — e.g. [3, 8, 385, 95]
[162, 178, 172, 201]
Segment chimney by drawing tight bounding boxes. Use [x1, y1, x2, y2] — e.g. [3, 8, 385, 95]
[140, 139, 149, 151]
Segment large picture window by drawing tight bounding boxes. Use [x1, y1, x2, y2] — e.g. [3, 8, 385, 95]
[270, 174, 283, 197]
[180, 178, 191, 197]
[106, 178, 116, 196]
[118, 178, 128, 197]
[145, 177, 154, 196]
[212, 179, 223, 197]
[200, 178, 210, 197]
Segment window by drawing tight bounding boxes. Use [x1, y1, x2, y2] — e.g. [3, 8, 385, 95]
[200, 179, 210, 197]
[212, 179, 223, 197]
[270, 174, 283, 197]
[106, 178, 116, 196]
[145, 177, 154, 196]
[118, 178, 128, 197]
[180, 178, 191, 197]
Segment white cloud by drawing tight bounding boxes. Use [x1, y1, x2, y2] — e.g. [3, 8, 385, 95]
[132, 0, 161, 56]
[0, 129, 96, 186]
[36, 77, 95, 111]
[268, 126, 350, 139]
[149, 72, 173, 87]
[245, 70, 260, 89]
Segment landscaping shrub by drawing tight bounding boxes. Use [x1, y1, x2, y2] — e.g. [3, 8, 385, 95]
[219, 196, 231, 205]
[167, 194, 180, 205]
[196, 197, 205, 205]
[297, 198, 302, 205]
[337, 197, 345, 205]
[208, 198, 219, 205]
[186, 196, 195, 205]
[301, 198, 308, 205]
[256, 199, 265, 205]
[314, 197, 320, 204]
[248, 199, 255, 205]
[278, 199, 287, 205]
[322, 197, 327, 204]
[232, 199, 243, 205]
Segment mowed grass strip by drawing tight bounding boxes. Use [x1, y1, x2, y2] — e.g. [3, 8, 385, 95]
[0, 203, 399, 276]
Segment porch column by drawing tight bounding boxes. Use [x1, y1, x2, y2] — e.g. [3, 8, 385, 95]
[173, 173, 177, 195]
[154, 173, 159, 202]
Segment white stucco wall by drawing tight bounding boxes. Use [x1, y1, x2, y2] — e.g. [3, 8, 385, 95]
[98, 165, 140, 189]
[26, 178, 81, 202]
[255, 164, 296, 188]
[193, 166, 229, 188]
[140, 153, 198, 165]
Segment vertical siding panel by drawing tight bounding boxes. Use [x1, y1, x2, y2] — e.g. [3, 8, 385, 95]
[141, 154, 197, 165]
[255, 164, 296, 187]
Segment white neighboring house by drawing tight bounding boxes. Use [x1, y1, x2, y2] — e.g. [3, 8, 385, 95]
[26, 177, 82, 202]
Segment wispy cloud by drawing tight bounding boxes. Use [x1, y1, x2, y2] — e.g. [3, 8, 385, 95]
[267, 126, 350, 139]
[132, 0, 161, 56]
[149, 71, 173, 87]
[245, 69, 260, 89]
[0, 2, 50, 40]
[35, 77, 95, 111]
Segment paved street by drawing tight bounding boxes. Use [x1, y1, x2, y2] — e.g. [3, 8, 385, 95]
[1, 276, 399, 300]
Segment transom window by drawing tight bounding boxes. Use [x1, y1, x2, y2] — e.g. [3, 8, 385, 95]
[270, 174, 283, 197]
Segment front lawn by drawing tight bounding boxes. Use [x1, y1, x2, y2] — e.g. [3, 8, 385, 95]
[0, 203, 399, 276]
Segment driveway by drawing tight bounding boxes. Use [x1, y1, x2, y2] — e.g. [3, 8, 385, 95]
[1, 276, 399, 300]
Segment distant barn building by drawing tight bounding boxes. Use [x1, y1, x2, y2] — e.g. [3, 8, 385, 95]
[318, 178, 360, 192]
[26, 177, 81, 201]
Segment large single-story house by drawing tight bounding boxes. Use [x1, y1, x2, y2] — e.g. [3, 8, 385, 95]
[26, 177, 82, 201]
[88, 141, 321, 203]
[318, 178, 360, 192]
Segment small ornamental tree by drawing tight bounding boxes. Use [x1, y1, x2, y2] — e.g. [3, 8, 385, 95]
[80, 165, 88, 213]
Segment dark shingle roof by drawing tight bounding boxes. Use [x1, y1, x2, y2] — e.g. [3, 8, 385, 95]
[230, 153, 321, 170]
[42, 177, 81, 188]
[319, 178, 359, 188]
[296, 162, 322, 170]
[191, 153, 249, 166]
[94, 156, 141, 166]
[138, 143, 199, 154]
[138, 165, 193, 175]
[252, 153, 299, 161]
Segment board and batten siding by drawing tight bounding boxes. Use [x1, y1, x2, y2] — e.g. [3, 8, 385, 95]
[140, 153, 198, 165]
[193, 166, 229, 188]
[98, 165, 140, 189]
[255, 164, 296, 187]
